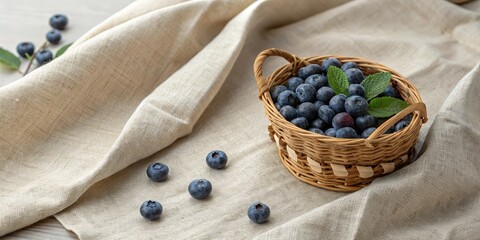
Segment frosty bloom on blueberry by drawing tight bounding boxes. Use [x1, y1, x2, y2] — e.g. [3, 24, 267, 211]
[140, 200, 163, 221]
[146, 162, 169, 182]
[206, 150, 228, 169]
[247, 202, 270, 224]
[188, 179, 212, 200]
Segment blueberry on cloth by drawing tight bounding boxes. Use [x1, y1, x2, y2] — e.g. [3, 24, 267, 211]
[206, 150, 227, 169]
[248, 202, 270, 224]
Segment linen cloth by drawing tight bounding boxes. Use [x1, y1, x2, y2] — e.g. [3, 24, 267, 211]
[1, 0, 480, 239]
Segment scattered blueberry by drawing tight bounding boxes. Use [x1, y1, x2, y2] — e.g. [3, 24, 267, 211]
[329, 94, 346, 113]
[298, 64, 322, 79]
[146, 162, 169, 182]
[296, 84, 316, 103]
[361, 127, 377, 138]
[318, 105, 336, 125]
[336, 127, 358, 138]
[310, 118, 328, 130]
[280, 105, 298, 121]
[46, 30, 62, 44]
[248, 202, 270, 224]
[348, 84, 365, 97]
[49, 14, 68, 30]
[345, 68, 365, 84]
[325, 128, 337, 137]
[297, 102, 317, 121]
[16, 42, 35, 58]
[322, 58, 342, 72]
[188, 179, 212, 200]
[313, 100, 325, 110]
[381, 85, 398, 98]
[341, 62, 359, 72]
[355, 114, 376, 132]
[305, 74, 327, 89]
[140, 200, 163, 221]
[286, 77, 304, 91]
[35, 49, 53, 65]
[309, 128, 324, 135]
[316, 87, 335, 103]
[345, 96, 368, 117]
[270, 85, 287, 102]
[332, 112, 354, 129]
[277, 90, 297, 107]
[290, 117, 308, 129]
[394, 120, 410, 132]
[206, 150, 228, 169]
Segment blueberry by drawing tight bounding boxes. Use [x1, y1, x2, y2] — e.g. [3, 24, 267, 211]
[403, 113, 413, 122]
[376, 118, 395, 133]
[247, 202, 270, 224]
[345, 68, 365, 84]
[329, 94, 346, 113]
[381, 85, 398, 98]
[286, 77, 304, 91]
[146, 162, 169, 182]
[298, 64, 322, 79]
[310, 118, 327, 130]
[313, 100, 325, 110]
[355, 114, 376, 132]
[270, 85, 288, 102]
[290, 117, 308, 129]
[188, 179, 212, 199]
[280, 105, 298, 121]
[305, 74, 327, 89]
[361, 127, 377, 138]
[336, 127, 358, 138]
[322, 58, 342, 72]
[206, 150, 228, 169]
[297, 102, 317, 121]
[309, 128, 324, 135]
[341, 62, 359, 72]
[16, 42, 35, 58]
[275, 102, 281, 111]
[318, 105, 336, 125]
[140, 200, 163, 221]
[325, 128, 336, 137]
[348, 84, 365, 97]
[49, 14, 68, 30]
[316, 87, 335, 103]
[394, 120, 410, 132]
[35, 49, 53, 65]
[296, 84, 316, 103]
[277, 90, 297, 107]
[46, 30, 62, 44]
[345, 96, 368, 117]
[332, 112, 354, 129]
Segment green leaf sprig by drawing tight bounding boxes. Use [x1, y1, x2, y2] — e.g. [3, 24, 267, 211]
[326, 65, 409, 118]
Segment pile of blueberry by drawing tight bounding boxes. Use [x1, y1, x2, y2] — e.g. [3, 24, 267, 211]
[140, 150, 270, 224]
[16, 14, 69, 65]
[271, 58, 412, 138]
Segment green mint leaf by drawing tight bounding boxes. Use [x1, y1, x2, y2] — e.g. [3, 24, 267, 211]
[368, 97, 409, 118]
[0, 47, 21, 70]
[361, 72, 391, 101]
[55, 43, 73, 58]
[327, 66, 349, 95]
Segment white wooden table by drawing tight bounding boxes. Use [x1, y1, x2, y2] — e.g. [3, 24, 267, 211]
[0, 0, 134, 238]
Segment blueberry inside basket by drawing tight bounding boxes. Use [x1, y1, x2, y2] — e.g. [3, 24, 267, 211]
[253, 48, 428, 192]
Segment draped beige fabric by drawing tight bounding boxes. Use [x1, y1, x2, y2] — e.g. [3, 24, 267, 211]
[1, 0, 480, 239]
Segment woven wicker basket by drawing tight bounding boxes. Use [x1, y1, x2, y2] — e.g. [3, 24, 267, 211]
[254, 48, 428, 192]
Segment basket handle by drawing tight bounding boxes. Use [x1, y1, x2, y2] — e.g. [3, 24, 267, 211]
[253, 48, 304, 98]
[365, 102, 428, 148]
